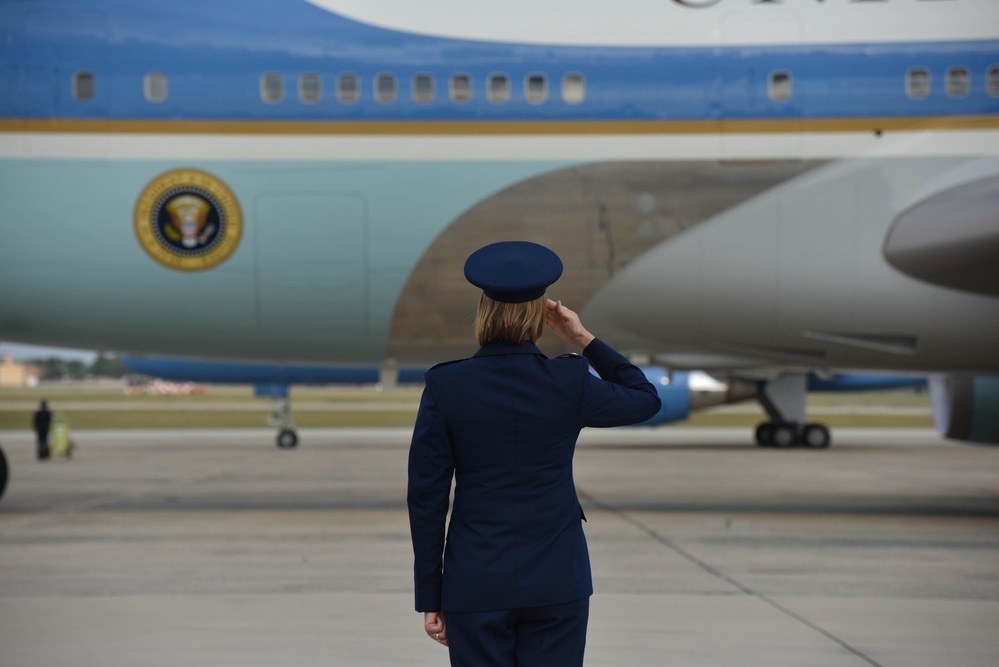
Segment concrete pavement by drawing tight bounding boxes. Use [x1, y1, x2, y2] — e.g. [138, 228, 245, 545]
[0, 427, 997, 666]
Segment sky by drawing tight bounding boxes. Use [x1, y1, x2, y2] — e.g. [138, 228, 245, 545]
[0, 342, 98, 364]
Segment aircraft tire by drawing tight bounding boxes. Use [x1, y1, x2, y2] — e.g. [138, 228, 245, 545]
[772, 424, 798, 448]
[755, 422, 776, 447]
[802, 423, 831, 449]
[0, 445, 8, 503]
[276, 429, 299, 449]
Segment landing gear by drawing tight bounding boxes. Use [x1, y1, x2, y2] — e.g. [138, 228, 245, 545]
[754, 422, 775, 446]
[801, 423, 831, 449]
[772, 423, 798, 448]
[267, 397, 299, 449]
[754, 373, 832, 449]
[277, 429, 299, 449]
[0, 445, 7, 502]
[754, 421, 831, 448]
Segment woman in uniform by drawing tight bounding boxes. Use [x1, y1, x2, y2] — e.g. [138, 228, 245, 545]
[408, 241, 662, 666]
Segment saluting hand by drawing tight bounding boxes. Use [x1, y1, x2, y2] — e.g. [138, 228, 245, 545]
[424, 611, 448, 647]
[545, 299, 595, 350]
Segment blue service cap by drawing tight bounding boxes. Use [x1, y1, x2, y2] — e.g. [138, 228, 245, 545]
[464, 241, 563, 303]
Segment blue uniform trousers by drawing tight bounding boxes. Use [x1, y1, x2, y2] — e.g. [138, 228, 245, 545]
[445, 597, 589, 667]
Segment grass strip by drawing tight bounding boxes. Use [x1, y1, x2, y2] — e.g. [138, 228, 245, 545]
[0, 410, 418, 430]
[0, 386, 425, 404]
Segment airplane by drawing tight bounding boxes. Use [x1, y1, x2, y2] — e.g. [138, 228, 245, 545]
[1, 0, 998, 499]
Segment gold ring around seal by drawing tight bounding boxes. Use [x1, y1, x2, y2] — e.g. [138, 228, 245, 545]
[133, 168, 242, 271]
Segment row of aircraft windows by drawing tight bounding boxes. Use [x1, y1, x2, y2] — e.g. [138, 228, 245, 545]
[768, 66, 999, 102]
[256, 72, 586, 105]
[69, 66, 999, 104]
[122, 71, 586, 105]
[905, 66, 997, 100]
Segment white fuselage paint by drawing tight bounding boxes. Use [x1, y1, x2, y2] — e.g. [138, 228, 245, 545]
[3, 130, 998, 161]
[2, 0, 997, 377]
[305, 0, 999, 46]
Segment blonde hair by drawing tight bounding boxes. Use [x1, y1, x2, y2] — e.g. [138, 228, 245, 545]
[475, 294, 546, 347]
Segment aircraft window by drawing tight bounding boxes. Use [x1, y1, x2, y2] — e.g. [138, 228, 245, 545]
[906, 68, 930, 99]
[985, 65, 999, 97]
[450, 74, 472, 103]
[562, 73, 585, 104]
[488, 73, 510, 103]
[144, 72, 167, 103]
[73, 71, 95, 101]
[260, 72, 283, 103]
[768, 71, 792, 101]
[945, 67, 970, 99]
[338, 73, 359, 103]
[299, 73, 321, 103]
[413, 74, 434, 103]
[525, 73, 548, 104]
[375, 73, 397, 103]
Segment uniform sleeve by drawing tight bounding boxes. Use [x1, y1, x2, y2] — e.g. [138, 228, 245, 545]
[581, 338, 662, 427]
[407, 378, 455, 612]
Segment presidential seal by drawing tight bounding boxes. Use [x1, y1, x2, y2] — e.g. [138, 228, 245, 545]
[134, 168, 242, 271]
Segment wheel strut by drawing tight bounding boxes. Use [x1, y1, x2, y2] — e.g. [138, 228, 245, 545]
[268, 397, 299, 449]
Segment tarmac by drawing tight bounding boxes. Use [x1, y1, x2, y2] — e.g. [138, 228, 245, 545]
[0, 426, 997, 667]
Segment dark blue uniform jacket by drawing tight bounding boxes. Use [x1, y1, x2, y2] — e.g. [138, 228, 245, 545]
[408, 338, 661, 613]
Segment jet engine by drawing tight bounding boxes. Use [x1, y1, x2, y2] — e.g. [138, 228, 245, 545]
[929, 375, 999, 445]
[637, 369, 757, 427]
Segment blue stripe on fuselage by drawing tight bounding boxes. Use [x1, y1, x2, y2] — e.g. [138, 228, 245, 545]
[1, 0, 997, 123]
[121, 355, 428, 386]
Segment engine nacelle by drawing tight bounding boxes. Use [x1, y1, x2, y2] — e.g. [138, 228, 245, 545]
[929, 375, 999, 445]
[637, 368, 758, 426]
[637, 368, 692, 425]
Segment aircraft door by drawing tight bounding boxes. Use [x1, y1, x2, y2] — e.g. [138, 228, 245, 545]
[255, 194, 368, 343]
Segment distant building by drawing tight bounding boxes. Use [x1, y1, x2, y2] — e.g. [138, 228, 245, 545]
[0, 354, 42, 387]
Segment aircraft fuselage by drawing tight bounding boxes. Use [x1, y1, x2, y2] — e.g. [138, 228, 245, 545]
[0, 0, 997, 375]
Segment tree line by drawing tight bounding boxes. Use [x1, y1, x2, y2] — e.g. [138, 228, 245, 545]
[28, 353, 128, 380]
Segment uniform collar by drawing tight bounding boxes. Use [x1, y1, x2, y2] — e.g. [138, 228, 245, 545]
[473, 341, 546, 358]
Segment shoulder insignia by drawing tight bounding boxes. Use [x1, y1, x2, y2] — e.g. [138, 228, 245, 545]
[428, 358, 469, 371]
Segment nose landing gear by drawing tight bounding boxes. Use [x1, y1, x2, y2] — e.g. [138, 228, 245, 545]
[266, 396, 299, 449]
[276, 428, 299, 449]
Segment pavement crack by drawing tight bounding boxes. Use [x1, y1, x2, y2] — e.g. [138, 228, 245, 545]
[579, 490, 886, 667]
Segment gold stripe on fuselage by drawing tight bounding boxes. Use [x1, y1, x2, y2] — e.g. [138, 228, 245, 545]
[0, 115, 996, 135]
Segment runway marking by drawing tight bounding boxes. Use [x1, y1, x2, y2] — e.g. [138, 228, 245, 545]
[578, 489, 886, 667]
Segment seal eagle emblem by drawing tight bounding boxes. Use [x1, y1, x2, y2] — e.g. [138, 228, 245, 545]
[134, 168, 242, 271]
